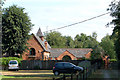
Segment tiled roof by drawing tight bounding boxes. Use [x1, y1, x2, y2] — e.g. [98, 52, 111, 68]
[32, 34, 51, 52]
[50, 48, 92, 58]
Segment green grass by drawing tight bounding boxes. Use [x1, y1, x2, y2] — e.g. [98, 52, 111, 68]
[1, 73, 74, 80]
[1, 75, 16, 78]
[1, 75, 54, 80]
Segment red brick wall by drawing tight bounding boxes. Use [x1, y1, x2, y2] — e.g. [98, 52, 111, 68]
[85, 52, 91, 59]
[57, 51, 77, 60]
[22, 35, 44, 60]
[57, 50, 91, 60]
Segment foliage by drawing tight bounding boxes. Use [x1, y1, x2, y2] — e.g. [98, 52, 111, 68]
[78, 61, 91, 68]
[46, 31, 103, 59]
[1, 57, 22, 66]
[100, 34, 116, 59]
[74, 32, 103, 60]
[74, 32, 99, 48]
[65, 36, 74, 48]
[108, 1, 120, 60]
[2, 5, 33, 56]
[109, 59, 117, 62]
[45, 31, 67, 48]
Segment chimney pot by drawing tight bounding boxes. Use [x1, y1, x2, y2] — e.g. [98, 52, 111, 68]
[45, 41, 48, 50]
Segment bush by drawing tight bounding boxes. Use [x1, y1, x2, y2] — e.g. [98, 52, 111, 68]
[78, 60, 91, 69]
[109, 59, 117, 62]
[1, 57, 22, 66]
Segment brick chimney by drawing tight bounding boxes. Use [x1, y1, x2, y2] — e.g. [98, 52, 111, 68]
[45, 41, 48, 50]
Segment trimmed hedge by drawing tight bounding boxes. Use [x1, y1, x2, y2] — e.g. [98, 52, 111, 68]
[0, 57, 22, 66]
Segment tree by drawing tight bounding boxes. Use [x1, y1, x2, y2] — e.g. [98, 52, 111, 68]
[0, 0, 4, 57]
[45, 31, 103, 59]
[2, 5, 33, 56]
[74, 33, 88, 48]
[108, 1, 120, 60]
[45, 31, 66, 48]
[74, 32, 99, 48]
[92, 32, 97, 40]
[100, 34, 116, 59]
[74, 32, 103, 59]
[65, 36, 74, 48]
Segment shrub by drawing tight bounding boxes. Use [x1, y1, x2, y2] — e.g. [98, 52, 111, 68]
[78, 60, 91, 69]
[1, 57, 22, 66]
[109, 59, 117, 62]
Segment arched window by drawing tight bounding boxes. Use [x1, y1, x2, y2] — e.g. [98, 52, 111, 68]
[29, 48, 36, 55]
[62, 55, 71, 61]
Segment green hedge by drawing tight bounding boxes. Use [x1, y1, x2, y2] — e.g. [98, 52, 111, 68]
[0, 57, 22, 66]
[109, 59, 117, 62]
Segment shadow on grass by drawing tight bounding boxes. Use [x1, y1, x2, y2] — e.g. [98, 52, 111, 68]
[3, 74, 54, 77]
[2, 78, 53, 80]
[2, 74, 73, 80]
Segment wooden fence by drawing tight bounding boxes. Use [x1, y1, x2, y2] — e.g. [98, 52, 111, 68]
[53, 61, 100, 80]
[20, 60, 84, 70]
[20, 59, 102, 70]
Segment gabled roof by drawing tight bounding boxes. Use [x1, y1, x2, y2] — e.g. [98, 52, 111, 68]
[32, 34, 51, 52]
[50, 48, 92, 58]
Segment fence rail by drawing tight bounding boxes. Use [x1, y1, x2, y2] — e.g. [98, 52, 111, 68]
[52, 65, 98, 80]
[52, 61, 101, 80]
[20, 60, 88, 70]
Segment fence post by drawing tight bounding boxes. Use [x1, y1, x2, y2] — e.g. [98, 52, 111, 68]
[83, 67, 85, 80]
[86, 67, 87, 80]
[63, 74, 66, 80]
[76, 73, 79, 80]
[79, 72, 82, 80]
[94, 64, 95, 72]
[71, 73, 73, 80]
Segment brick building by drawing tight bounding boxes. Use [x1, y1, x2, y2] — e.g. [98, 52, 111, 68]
[22, 28, 92, 60]
[22, 28, 51, 60]
[50, 48, 92, 60]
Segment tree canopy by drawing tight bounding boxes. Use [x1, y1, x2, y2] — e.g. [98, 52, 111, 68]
[2, 5, 33, 56]
[45, 31, 66, 48]
[100, 34, 116, 59]
[108, 1, 120, 60]
[45, 31, 105, 59]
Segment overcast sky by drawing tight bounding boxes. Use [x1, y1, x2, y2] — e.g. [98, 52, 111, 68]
[3, 0, 114, 42]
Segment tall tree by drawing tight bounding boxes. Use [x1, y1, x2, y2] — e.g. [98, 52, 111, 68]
[65, 36, 74, 48]
[0, 0, 5, 57]
[2, 5, 33, 56]
[100, 34, 116, 59]
[74, 32, 103, 59]
[45, 31, 103, 59]
[45, 31, 66, 48]
[74, 33, 88, 48]
[108, 1, 120, 60]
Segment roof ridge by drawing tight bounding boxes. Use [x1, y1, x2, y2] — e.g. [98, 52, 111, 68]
[51, 48, 92, 50]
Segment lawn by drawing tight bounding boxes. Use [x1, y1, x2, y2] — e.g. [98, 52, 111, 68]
[1, 70, 73, 80]
[1, 75, 54, 80]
